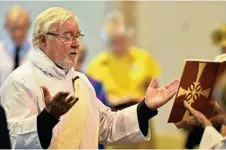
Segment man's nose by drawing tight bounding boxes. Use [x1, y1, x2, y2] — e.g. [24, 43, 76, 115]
[71, 38, 80, 47]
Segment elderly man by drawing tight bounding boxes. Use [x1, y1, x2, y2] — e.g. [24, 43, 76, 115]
[0, 7, 179, 149]
[0, 6, 32, 86]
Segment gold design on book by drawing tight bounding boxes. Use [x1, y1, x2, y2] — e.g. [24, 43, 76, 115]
[177, 63, 211, 119]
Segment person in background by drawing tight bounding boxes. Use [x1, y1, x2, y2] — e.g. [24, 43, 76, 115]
[211, 24, 226, 136]
[74, 43, 108, 106]
[0, 5, 32, 86]
[211, 24, 226, 54]
[74, 43, 108, 149]
[87, 11, 161, 148]
[181, 24, 226, 149]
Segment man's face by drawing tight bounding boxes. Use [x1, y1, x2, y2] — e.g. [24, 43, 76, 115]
[6, 18, 29, 45]
[108, 34, 130, 55]
[44, 17, 80, 70]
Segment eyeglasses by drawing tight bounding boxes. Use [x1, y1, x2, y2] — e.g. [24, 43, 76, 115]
[46, 32, 84, 43]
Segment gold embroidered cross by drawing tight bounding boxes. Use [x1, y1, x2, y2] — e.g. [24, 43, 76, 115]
[177, 63, 211, 119]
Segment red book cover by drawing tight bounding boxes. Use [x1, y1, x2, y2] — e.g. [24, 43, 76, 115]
[168, 60, 222, 123]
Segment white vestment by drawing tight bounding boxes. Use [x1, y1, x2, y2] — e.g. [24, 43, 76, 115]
[199, 126, 225, 149]
[0, 49, 150, 149]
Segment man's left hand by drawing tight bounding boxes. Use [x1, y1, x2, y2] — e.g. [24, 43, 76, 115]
[144, 78, 179, 110]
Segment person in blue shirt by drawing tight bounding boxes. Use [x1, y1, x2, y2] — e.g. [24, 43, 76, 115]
[0, 6, 32, 85]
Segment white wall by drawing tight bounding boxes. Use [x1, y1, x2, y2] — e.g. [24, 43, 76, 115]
[135, 1, 226, 135]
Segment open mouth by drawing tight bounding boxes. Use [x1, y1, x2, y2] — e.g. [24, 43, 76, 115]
[70, 52, 77, 55]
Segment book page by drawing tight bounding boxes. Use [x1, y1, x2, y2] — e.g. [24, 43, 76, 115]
[185, 59, 215, 63]
[214, 53, 226, 62]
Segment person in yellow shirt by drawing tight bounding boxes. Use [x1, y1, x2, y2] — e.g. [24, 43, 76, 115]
[87, 11, 160, 148]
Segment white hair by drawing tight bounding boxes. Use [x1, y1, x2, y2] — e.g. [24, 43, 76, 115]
[6, 5, 29, 23]
[102, 11, 134, 42]
[32, 7, 78, 47]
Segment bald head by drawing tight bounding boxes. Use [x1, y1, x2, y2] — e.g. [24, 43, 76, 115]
[5, 6, 30, 45]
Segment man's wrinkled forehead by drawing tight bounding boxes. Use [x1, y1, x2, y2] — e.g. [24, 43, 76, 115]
[48, 18, 80, 34]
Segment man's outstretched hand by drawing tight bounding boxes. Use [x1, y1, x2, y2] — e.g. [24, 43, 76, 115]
[42, 86, 79, 119]
[144, 78, 180, 110]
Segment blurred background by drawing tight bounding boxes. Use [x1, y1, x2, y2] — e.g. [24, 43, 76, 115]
[0, 0, 226, 149]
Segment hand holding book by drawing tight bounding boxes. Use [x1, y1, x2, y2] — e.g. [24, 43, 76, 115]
[168, 54, 226, 124]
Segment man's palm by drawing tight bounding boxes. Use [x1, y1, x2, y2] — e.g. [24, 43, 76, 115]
[145, 78, 179, 109]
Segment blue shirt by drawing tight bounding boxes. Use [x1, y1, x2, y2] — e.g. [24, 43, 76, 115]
[88, 75, 109, 106]
[3, 34, 31, 59]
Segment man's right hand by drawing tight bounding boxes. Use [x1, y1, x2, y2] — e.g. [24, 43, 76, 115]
[41, 86, 79, 119]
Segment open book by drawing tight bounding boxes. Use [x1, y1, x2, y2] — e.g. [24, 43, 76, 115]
[168, 54, 226, 123]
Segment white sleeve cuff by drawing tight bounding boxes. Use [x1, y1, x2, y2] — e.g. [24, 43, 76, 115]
[199, 126, 224, 149]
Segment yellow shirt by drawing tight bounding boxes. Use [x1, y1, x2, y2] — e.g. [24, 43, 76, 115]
[87, 46, 160, 104]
